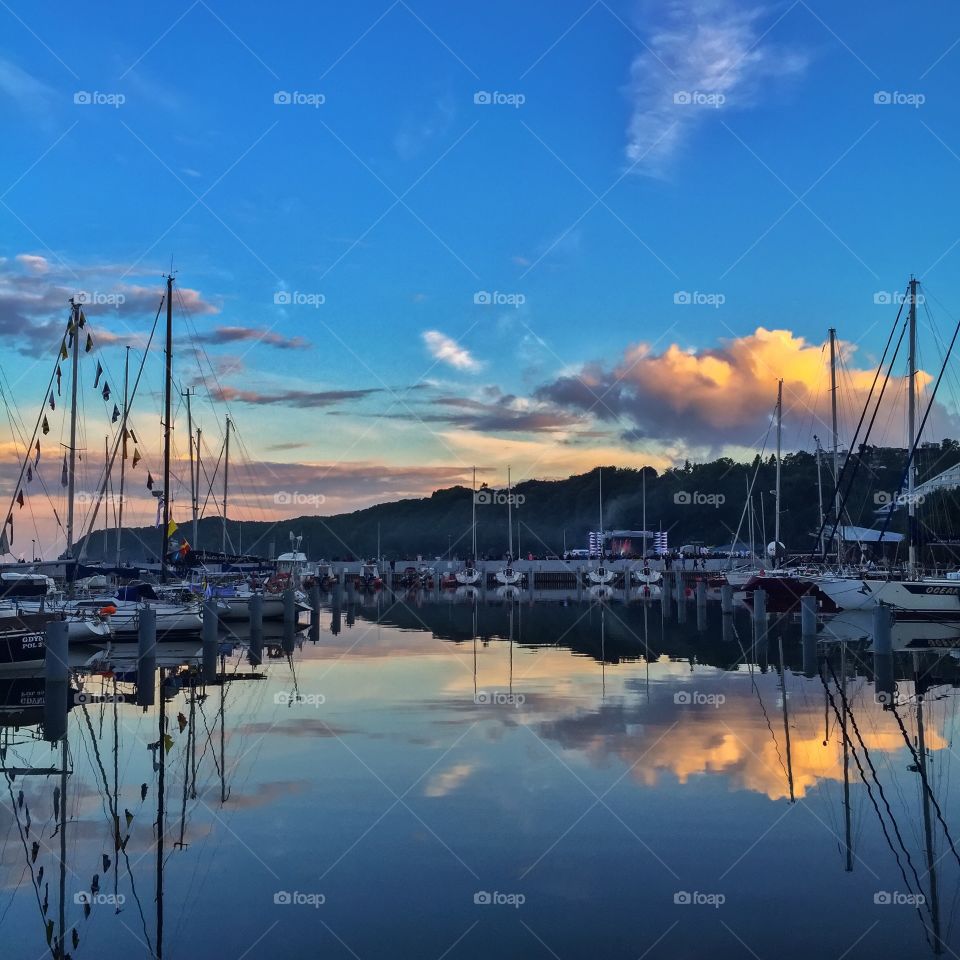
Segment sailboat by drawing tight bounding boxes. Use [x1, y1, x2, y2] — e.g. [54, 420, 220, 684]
[739, 380, 823, 612]
[816, 279, 960, 615]
[588, 467, 616, 586]
[456, 467, 482, 586]
[632, 469, 661, 594]
[495, 467, 523, 587]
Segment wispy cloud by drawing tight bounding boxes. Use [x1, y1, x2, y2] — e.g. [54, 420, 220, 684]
[626, 0, 807, 175]
[422, 330, 481, 372]
[0, 57, 57, 122]
[195, 325, 310, 350]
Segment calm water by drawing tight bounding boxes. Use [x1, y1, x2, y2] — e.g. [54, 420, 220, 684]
[1, 593, 958, 958]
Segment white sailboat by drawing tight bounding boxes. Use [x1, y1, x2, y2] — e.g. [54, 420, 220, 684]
[456, 466, 482, 586]
[588, 467, 616, 585]
[495, 467, 522, 586]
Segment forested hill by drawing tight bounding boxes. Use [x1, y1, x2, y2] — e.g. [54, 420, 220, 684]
[80, 442, 960, 564]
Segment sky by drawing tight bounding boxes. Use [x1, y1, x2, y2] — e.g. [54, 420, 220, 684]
[2, 0, 960, 555]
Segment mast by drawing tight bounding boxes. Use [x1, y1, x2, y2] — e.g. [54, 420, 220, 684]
[65, 299, 81, 557]
[116, 346, 130, 567]
[195, 427, 201, 546]
[642, 468, 647, 557]
[829, 328, 841, 563]
[841, 640, 853, 871]
[908, 277, 918, 575]
[814, 436, 824, 557]
[774, 380, 782, 563]
[471, 466, 477, 559]
[598, 466, 604, 559]
[222, 416, 231, 554]
[915, 653, 943, 953]
[185, 387, 198, 547]
[159, 275, 174, 582]
[506, 466, 513, 561]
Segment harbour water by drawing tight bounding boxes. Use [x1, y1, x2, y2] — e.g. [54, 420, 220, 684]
[1, 593, 957, 958]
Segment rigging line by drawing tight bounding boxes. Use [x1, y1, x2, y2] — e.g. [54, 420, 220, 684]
[0, 312, 73, 533]
[75, 298, 164, 559]
[825, 318, 908, 554]
[819, 659, 931, 925]
[889, 702, 960, 871]
[808, 298, 907, 559]
[74, 703, 156, 954]
[878, 296, 960, 546]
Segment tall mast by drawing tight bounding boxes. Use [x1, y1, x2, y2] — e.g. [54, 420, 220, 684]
[222, 415, 231, 554]
[65, 300, 81, 557]
[915, 653, 943, 952]
[195, 427, 202, 545]
[814, 436, 825, 558]
[774, 380, 782, 561]
[116, 346, 130, 567]
[159, 275, 174, 582]
[908, 277, 918, 575]
[599, 467, 604, 555]
[471, 465, 477, 558]
[506, 465, 513, 560]
[642, 468, 647, 557]
[184, 387, 197, 547]
[829, 328, 841, 563]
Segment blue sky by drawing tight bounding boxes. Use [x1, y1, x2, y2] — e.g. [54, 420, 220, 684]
[2, 0, 960, 546]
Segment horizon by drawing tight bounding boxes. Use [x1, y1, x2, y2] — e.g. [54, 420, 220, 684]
[3, 1, 960, 557]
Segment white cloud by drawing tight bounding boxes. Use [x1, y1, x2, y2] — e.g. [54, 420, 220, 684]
[422, 330, 481, 372]
[626, 0, 807, 175]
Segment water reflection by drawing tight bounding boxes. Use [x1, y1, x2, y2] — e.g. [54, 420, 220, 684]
[0, 594, 958, 958]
